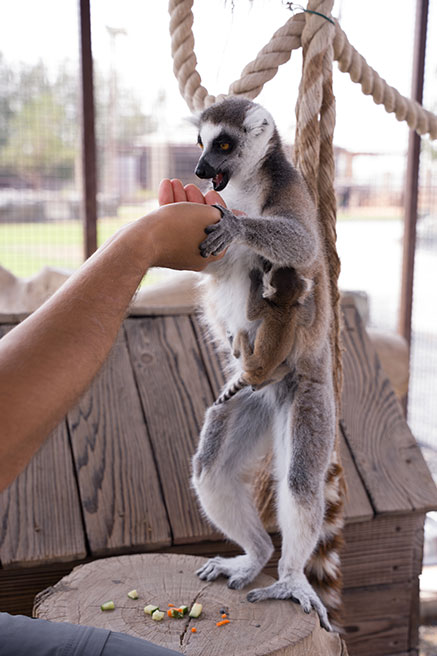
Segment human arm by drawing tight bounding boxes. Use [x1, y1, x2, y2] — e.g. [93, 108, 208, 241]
[0, 200, 221, 491]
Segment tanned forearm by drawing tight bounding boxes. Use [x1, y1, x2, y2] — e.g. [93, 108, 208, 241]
[0, 199, 222, 491]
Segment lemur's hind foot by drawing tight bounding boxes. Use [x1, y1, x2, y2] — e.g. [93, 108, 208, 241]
[196, 554, 267, 590]
[247, 574, 332, 632]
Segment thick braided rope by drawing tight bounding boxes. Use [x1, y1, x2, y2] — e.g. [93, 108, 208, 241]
[293, 3, 345, 618]
[168, 0, 437, 139]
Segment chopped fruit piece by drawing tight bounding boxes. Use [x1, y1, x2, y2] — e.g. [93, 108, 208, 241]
[144, 604, 159, 615]
[127, 590, 139, 599]
[216, 619, 230, 627]
[152, 610, 165, 621]
[189, 603, 203, 618]
[100, 601, 115, 611]
[191, 627, 197, 633]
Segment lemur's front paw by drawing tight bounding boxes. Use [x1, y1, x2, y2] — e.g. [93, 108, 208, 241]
[199, 205, 241, 257]
[247, 574, 332, 632]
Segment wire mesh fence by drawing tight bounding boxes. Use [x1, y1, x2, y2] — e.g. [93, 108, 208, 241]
[0, 2, 436, 467]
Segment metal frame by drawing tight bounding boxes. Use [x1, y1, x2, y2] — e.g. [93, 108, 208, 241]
[399, 0, 429, 347]
[79, 0, 98, 259]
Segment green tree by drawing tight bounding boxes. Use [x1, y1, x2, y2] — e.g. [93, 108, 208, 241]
[1, 92, 76, 187]
[0, 53, 156, 189]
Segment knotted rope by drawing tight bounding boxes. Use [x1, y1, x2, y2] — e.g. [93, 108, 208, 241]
[169, 0, 437, 139]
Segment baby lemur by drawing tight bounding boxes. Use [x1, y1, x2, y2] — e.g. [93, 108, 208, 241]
[191, 97, 342, 630]
[216, 262, 312, 404]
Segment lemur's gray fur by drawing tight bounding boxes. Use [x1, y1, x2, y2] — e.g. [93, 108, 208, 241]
[191, 97, 335, 631]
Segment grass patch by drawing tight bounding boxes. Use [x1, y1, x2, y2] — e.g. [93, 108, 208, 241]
[0, 206, 402, 279]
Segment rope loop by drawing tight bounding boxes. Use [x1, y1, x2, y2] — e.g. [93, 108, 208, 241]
[168, 0, 437, 139]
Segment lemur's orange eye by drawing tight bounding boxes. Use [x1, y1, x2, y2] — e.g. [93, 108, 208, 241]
[220, 143, 230, 151]
[198, 142, 203, 149]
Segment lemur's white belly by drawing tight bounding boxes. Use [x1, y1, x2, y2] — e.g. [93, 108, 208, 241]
[202, 184, 263, 343]
[202, 245, 259, 344]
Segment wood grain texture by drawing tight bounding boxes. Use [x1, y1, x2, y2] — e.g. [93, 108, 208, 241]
[0, 423, 86, 568]
[0, 562, 78, 615]
[67, 330, 171, 556]
[190, 313, 227, 398]
[341, 303, 437, 514]
[125, 317, 219, 544]
[34, 553, 348, 655]
[0, 317, 85, 567]
[341, 582, 412, 656]
[339, 427, 374, 523]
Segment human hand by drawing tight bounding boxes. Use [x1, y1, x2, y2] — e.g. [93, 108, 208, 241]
[158, 178, 225, 207]
[141, 201, 224, 271]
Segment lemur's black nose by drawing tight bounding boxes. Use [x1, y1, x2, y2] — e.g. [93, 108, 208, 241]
[195, 158, 217, 179]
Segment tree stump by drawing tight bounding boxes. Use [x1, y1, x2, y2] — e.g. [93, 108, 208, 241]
[33, 554, 347, 655]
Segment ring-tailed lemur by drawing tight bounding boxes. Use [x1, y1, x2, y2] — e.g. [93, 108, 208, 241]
[191, 97, 343, 631]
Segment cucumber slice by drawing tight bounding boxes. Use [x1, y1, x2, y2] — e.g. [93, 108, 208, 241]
[127, 589, 139, 599]
[144, 604, 159, 615]
[189, 602, 202, 618]
[152, 610, 165, 621]
[101, 600, 115, 611]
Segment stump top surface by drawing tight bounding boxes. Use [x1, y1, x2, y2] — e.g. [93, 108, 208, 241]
[34, 553, 346, 655]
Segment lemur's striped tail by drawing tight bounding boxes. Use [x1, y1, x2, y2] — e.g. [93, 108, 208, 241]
[305, 452, 345, 624]
[215, 375, 248, 405]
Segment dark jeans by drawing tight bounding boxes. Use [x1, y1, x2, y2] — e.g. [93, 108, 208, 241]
[0, 613, 180, 656]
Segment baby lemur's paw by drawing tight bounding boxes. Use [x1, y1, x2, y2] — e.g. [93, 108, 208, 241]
[199, 205, 241, 257]
[196, 555, 261, 590]
[247, 574, 332, 632]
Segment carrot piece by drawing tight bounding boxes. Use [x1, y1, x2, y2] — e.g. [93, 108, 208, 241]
[221, 613, 227, 618]
[191, 627, 197, 633]
[167, 609, 173, 617]
[168, 603, 175, 607]
[216, 619, 230, 626]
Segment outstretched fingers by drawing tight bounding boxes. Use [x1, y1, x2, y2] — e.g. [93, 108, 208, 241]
[158, 178, 227, 208]
[157, 178, 174, 205]
[204, 189, 226, 207]
[184, 184, 206, 204]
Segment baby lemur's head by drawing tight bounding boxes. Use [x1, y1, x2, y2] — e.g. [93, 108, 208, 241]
[192, 97, 277, 192]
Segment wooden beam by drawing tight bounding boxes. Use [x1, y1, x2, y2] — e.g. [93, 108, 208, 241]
[79, 0, 98, 259]
[399, 0, 429, 346]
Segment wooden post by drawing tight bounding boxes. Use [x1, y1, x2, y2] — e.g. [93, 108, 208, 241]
[79, 0, 98, 259]
[399, 0, 429, 347]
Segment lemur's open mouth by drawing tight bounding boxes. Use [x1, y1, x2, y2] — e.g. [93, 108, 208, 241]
[212, 171, 229, 192]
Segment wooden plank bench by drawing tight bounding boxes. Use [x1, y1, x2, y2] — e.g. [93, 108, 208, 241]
[1, 299, 436, 656]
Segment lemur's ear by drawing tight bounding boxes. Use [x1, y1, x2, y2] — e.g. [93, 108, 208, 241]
[186, 111, 201, 128]
[244, 105, 271, 136]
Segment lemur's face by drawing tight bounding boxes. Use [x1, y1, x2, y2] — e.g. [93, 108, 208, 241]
[195, 124, 242, 192]
[193, 97, 274, 192]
